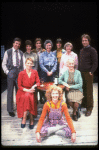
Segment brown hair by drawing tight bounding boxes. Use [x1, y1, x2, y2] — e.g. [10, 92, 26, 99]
[25, 40, 32, 47]
[81, 34, 91, 43]
[45, 85, 63, 101]
[34, 38, 42, 45]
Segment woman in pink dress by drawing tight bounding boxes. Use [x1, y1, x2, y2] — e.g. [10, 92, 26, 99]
[16, 58, 40, 129]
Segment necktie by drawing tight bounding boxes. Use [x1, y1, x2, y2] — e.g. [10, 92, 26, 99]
[16, 50, 19, 67]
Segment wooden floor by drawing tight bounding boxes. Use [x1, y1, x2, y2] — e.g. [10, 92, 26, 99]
[1, 83, 98, 147]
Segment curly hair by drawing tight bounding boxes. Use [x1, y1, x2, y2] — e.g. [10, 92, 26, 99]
[45, 85, 63, 101]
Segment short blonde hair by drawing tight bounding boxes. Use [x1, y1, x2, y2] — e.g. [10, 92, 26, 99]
[45, 85, 63, 101]
[25, 57, 33, 64]
[64, 42, 73, 50]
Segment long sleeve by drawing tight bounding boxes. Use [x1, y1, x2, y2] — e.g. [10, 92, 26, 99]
[39, 53, 49, 73]
[70, 71, 83, 90]
[36, 103, 49, 133]
[62, 103, 76, 133]
[58, 71, 66, 85]
[2, 51, 9, 75]
[51, 56, 57, 73]
[90, 48, 98, 74]
[17, 71, 24, 91]
[59, 54, 64, 75]
[74, 54, 78, 70]
[35, 70, 40, 86]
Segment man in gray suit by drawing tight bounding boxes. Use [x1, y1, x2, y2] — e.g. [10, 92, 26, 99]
[2, 37, 24, 117]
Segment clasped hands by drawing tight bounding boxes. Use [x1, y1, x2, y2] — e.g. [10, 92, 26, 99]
[47, 71, 53, 76]
[23, 84, 37, 93]
[64, 83, 70, 91]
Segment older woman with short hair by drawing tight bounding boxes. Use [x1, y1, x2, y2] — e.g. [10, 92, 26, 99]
[60, 42, 78, 76]
[39, 39, 57, 82]
[36, 85, 76, 143]
[59, 58, 83, 121]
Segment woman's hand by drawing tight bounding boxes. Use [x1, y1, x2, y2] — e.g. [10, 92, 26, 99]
[66, 87, 70, 91]
[71, 133, 76, 143]
[36, 132, 41, 143]
[47, 71, 53, 76]
[23, 88, 35, 93]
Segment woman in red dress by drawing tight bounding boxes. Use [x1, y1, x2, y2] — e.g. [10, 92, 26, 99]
[16, 58, 40, 129]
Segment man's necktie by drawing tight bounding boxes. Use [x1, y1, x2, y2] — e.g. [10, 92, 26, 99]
[16, 50, 19, 67]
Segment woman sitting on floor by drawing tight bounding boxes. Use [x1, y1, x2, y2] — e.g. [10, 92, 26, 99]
[36, 85, 76, 143]
[59, 58, 84, 121]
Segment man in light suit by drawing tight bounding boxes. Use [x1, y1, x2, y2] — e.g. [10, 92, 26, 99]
[2, 37, 24, 117]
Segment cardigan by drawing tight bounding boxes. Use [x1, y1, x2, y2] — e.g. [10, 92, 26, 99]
[58, 69, 83, 93]
[36, 100, 76, 133]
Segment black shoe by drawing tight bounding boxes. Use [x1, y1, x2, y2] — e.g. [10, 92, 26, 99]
[21, 124, 26, 128]
[76, 111, 81, 118]
[9, 112, 15, 117]
[73, 115, 78, 121]
[29, 124, 34, 129]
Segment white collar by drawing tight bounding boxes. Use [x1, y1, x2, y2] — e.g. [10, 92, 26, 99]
[12, 47, 19, 52]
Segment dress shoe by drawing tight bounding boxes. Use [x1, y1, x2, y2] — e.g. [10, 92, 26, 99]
[73, 115, 78, 121]
[21, 124, 26, 128]
[76, 111, 81, 118]
[9, 112, 15, 117]
[85, 110, 92, 116]
[29, 124, 34, 129]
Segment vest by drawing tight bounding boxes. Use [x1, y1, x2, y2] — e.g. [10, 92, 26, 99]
[6, 48, 23, 72]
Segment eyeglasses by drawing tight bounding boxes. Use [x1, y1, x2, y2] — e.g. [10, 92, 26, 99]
[46, 45, 52, 47]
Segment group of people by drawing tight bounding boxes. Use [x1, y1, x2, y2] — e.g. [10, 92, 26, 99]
[2, 34, 98, 143]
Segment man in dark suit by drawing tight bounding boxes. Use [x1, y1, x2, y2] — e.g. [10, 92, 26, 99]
[2, 37, 24, 117]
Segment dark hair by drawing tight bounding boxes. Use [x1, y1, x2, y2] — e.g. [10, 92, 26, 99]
[81, 34, 91, 43]
[34, 38, 42, 45]
[56, 38, 62, 44]
[25, 40, 32, 47]
[13, 37, 21, 43]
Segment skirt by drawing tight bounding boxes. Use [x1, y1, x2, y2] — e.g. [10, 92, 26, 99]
[67, 89, 84, 104]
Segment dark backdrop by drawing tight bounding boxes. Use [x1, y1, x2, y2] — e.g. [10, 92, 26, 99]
[1, 2, 98, 80]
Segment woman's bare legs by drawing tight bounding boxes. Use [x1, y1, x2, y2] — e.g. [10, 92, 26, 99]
[21, 111, 28, 124]
[29, 113, 34, 125]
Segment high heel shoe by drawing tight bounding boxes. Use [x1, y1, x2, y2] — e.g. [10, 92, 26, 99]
[29, 124, 34, 129]
[21, 124, 26, 128]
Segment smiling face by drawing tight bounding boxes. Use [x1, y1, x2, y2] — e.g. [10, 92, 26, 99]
[46, 43, 52, 53]
[56, 42, 62, 49]
[67, 59, 75, 70]
[26, 45, 32, 52]
[51, 90, 59, 104]
[25, 60, 33, 70]
[82, 37, 89, 47]
[35, 41, 41, 49]
[13, 41, 21, 50]
[66, 45, 72, 53]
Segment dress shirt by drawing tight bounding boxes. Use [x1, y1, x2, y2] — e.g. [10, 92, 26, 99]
[60, 51, 78, 76]
[39, 51, 57, 73]
[2, 47, 21, 75]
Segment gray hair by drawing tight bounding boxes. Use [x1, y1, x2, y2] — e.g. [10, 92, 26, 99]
[64, 42, 73, 50]
[44, 39, 53, 48]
